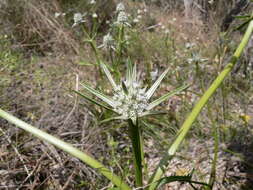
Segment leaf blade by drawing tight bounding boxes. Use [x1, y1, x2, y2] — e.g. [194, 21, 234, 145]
[73, 90, 115, 112]
[80, 82, 116, 107]
[146, 68, 169, 100]
[100, 62, 118, 91]
[146, 83, 190, 111]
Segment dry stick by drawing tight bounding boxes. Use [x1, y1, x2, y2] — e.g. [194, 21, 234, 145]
[61, 169, 76, 190]
[62, 74, 79, 130]
[147, 19, 253, 190]
[17, 153, 47, 189]
[0, 127, 32, 185]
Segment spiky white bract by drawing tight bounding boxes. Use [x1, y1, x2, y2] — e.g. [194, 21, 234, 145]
[79, 61, 173, 122]
[77, 61, 189, 123]
[116, 3, 125, 13]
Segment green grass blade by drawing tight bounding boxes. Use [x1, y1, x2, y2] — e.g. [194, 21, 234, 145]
[0, 108, 131, 190]
[126, 58, 133, 85]
[139, 111, 167, 117]
[156, 175, 210, 189]
[73, 90, 114, 112]
[147, 18, 253, 190]
[99, 116, 126, 124]
[133, 63, 137, 82]
[100, 63, 118, 91]
[80, 82, 116, 107]
[146, 68, 169, 100]
[146, 84, 190, 111]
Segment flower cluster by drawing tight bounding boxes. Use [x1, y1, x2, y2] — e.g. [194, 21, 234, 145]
[72, 13, 86, 27]
[102, 33, 115, 49]
[112, 82, 148, 119]
[115, 3, 130, 26]
[116, 3, 125, 13]
[75, 61, 189, 122]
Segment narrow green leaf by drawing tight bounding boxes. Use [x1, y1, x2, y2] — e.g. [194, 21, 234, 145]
[126, 58, 133, 85]
[99, 116, 126, 124]
[233, 17, 252, 31]
[234, 15, 251, 19]
[80, 82, 116, 107]
[73, 90, 114, 112]
[133, 63, 137, 82]
[78, 61, 94, 66]
[146, 68, 169, 100]
[156, 175, 210, 189]
[139, 111, 167, 117]
[121, 81, 128, 94]
[146, 84, 190, 111]
[100, 63, 118, 91]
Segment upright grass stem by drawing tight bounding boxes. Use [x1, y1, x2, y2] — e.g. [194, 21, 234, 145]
[0, 108, 131, 190]
[147, 19, 253, 190]
[128, 119, 143, 187]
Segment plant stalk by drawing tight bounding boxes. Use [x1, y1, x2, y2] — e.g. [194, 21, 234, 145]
[0, 108, 131, 190]
[147, 19, 253, 190]
[128, 118, 143, 187]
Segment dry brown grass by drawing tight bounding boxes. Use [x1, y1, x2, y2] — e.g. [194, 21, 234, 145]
[1, 0, 79, 55]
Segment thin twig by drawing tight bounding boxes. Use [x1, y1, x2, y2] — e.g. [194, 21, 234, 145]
[0, 127, 32, 184]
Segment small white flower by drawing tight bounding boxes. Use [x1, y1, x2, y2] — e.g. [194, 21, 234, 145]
[102, 33, 114, 49]
[164, 29, 170, 34]
[74, 13, 83, 23]
[133, 18, 139, 23]
[117, 11, 128, 24]
[185, 42, 195, 49]
[137, 15, 142, 19]
[150, 69, 158, 81]
[143, 8, 147, 13]
[73, 13, 86, 27]
[116, 3, 125, 12]
[137, 9, 142, 14]
[55, 12, 61, 18]
[90, 0, 96, 4]
[92, 13, 98, 18]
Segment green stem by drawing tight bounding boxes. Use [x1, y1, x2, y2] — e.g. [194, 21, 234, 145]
[128, 119, 143, 187]
[147, 19, 253, 190]
[0, 108, 131, 190]
[208, 120, 219, 189]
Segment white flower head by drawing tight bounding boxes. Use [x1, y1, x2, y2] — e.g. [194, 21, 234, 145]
[76, 61, 189, 123]
[115, 11, 131, 27]
[164, 29, 170, 34]
[116, 3, 125, 12]
[55, 12, 61, 18]
[73, 13, 86, 27]
[133, 18, 139, 23]
[90, 0, 96, 4]
[92, 13, 98, 18]
[117, 11, 128, 23]
[102, 33, 114, 49]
